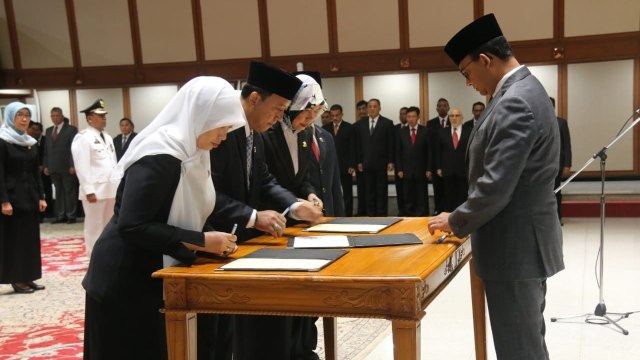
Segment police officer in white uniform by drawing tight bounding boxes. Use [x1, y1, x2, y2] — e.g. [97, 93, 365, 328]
[71, 99, 118, 257]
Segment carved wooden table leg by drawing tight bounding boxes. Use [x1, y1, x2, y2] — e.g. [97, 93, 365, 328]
[469, 259, 487, 360]
[165, 310, 189, 360]
[392, 318, 420, 360]
[323, 317, 337, 360]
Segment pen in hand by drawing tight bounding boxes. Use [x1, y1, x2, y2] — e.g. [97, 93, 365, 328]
[231, 223, 238, 235]
[281, 207, 291, 217]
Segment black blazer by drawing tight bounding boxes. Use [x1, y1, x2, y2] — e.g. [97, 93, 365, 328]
[557, 117, 572, 179]
[395, 125, 429, 179]
[354, 116, 395, 170]
[426, 116, 449, 172]
[307, 125, 345, 217]
[82, 154, 204, 303]
[322, 120, 354, 174]
[435, 125, 470, 177]
[209, 127, 297, 242]
[261, 123, 315, 201]
[113, 132, 137, 161]
[43, 123, 77, 173]
[0, 140, 44, 211]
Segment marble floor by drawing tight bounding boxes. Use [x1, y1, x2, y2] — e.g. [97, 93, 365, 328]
[361, 217, 640, 360]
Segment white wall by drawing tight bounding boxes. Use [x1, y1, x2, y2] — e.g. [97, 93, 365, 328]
[321, 77, 356, 124]
[129, 85, 178, 131]
[363, 73, 421, 124]
[567, 60, 635, 171]
[34, 90, 71, 129]
[427, 71, 486, 121]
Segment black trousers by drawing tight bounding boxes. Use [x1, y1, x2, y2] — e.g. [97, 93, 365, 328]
[394, 172, 405, 216]
[442, 175, 468, 212]
[431, 174, 445, 214]
[340, 172, 353, 217]
[483, 279, 549, 360]
[355, 171, 366, 216]
[364, 168, 388, 216]
[403, 177, 428, 216]
[50, 171, 78, 220]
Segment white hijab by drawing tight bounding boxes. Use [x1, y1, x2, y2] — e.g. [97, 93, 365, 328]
[114, 77, 245, 265]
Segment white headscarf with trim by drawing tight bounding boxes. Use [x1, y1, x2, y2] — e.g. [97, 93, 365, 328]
[114, 77, 245, 265]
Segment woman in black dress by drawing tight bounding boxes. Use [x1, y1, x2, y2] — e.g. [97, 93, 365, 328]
[82, 77, 245, 359]
[0, 102, 47, 293]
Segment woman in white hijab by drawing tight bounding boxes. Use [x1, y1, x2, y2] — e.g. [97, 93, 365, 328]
[0, 102, 47, 294]
[82, 77, 245, 360]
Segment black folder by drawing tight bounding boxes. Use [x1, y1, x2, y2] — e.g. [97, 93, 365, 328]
[218, 248, 348, 272]
[287, 233, 423, 249]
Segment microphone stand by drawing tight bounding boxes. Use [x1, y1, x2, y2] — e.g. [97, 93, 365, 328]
[550, 108, 640, 335]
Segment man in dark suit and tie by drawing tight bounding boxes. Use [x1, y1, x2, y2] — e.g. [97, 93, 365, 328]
[394, 106, 408, 215]
[354, 100, 368, 215]
[395, 106, 429, 216]
[550, 97, 572, 224]
[43, 107, 78, 223]
[208, 61, 322, 360]
[426, 98, 451, 215]
[354, 99, 395, 216]
[435, 108, 471, 212]
[322, 104, 354, 216]
[112, 117, 137, 161]
[471, 101, 485, 127]
[429, 14, 564, 360]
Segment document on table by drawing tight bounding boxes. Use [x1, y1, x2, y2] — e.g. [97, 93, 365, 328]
[292, 235, 350, 248]
[288, 233, 423, 248]
[304, 217, 402, 233]
[218, 248, 348, 272]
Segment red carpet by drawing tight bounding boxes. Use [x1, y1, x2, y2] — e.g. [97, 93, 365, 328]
[0, 236, 87, 359]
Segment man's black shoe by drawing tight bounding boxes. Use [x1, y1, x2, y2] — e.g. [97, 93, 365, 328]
[66, 218, 77, 224]
[52, 218, 67, 224]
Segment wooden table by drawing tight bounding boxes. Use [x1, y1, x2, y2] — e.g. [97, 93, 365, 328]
[153, 217, 487, 360]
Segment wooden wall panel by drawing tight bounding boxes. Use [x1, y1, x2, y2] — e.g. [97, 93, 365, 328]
[408, 0, 473, 48]
[267, 0, 329, 56]
[137, 0, 196, 64]
[0, 3, 14, 69]
[336, 0, 399, 52]
[201, 0, 261, 60]
[74, 0, 134, 66]
[565, 0, 640, 37]
[13, 0, 73, 69]
[485, 0, 553, 41]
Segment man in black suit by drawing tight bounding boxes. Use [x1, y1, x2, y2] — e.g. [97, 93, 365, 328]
[394, 106, 408, 215]
[308, 124, 345, 217]
[43, 107, 78, 223]
[208, 61, 323, 360]
[322, 104, 354, 216]
[435, 108, 470, 212]
[426, 98, 450, 215]
[471, 101, 485, 127]
[354, 98, 395, 216]
[395, 106, 429, 216]
[550, 97, 572, 224]
[28, 121, 54, 220]
[354, 100, 368, 215]
[112, 117, 137, 161]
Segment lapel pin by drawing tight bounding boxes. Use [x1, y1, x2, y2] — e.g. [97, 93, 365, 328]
[302, 141, 307, 148]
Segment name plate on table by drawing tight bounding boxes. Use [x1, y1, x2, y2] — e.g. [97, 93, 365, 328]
[218, 248, 348, 272]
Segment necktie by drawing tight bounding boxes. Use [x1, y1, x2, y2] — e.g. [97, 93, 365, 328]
[122, 135, 127, 148]
[370, 119, 374, 135]
[246, 132, 253, 188]
[100, 132, 105, 142]
[441, 118, 445, 128]
[311, 137, 320, 162]
[452, 128, 459, 150]
[411, 127, 416, 145]
[52, 126, 59, 141]
[333, 123, 338, 136]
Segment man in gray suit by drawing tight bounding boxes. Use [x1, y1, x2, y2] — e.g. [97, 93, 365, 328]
[429, 14, 564, 360]
[43, 107, 78, 223]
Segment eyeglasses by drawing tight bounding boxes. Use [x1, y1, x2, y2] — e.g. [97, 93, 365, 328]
[459, 59, 473, 79]
[15, 112, 31, 119]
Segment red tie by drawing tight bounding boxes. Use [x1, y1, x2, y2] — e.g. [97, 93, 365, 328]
[410, 127, 416, 145]
[52, 126, 59, 141]
[311, 137, 320, 162]
[452, 128, 459, 150]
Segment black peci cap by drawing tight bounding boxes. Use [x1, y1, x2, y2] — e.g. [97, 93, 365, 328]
[80, 99, 108, 115]
[247, 61, 302, 101]
[444, 13, 504, 65]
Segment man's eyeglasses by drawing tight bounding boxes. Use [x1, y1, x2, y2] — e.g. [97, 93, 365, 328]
[459, 59, 473, 79]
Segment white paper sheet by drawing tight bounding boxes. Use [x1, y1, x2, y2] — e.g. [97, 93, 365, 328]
[292, 236, 350, 248]
[219, 258, 331, 271]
